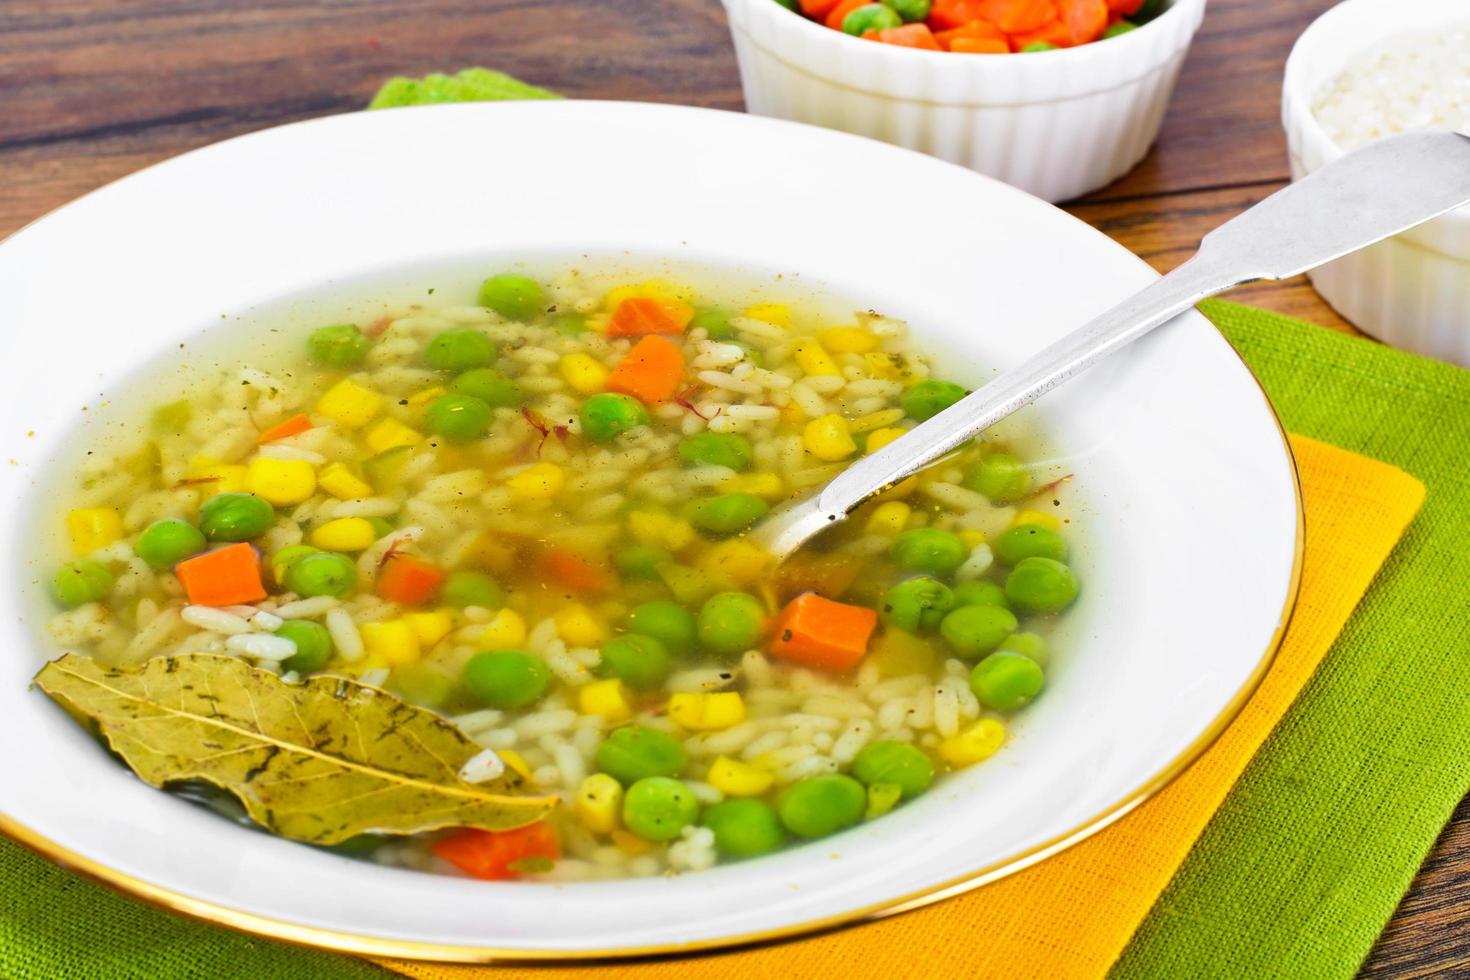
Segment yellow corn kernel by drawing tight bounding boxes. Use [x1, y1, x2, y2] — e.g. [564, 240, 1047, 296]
[863, 350, 919, 381]
[578, 678, 632, 722]
[792, 339, 840, 377]
[317, 462, 373, 500]
[186, 458, 249, 494]
[477, 608, 527, 648]
[309, 517, 377, 552]
[612, 828, 656, 856]
[66, 508, 123, 556]
[627, 510, 695, 552]
[506, 462, 565, 500]
[605, 279, 694, 310]
[403, 609, 454, 648]
[559, 353, 609, 394]
[707, 755, 775, 797]
[820, 327, 879, 354]
[851, 408, 906, 434]
[803, 414, 856, 462]
[939, 718, 1008, 768]
[779, 401, 807, 426]
[406, 385, 447, 411]
[359, 620, 421, 667]
[364, 417, 421, 455]
[246, 457, 316, 506]
[668, 692, 746, 731]
[1013, 509, 1062, 530]
[743, 303, 789, 327]
[865, 427, 907, 454]
[864, 501, 912, 537]
[959, 529, 989, 549]
[719, 472, 785, 499]
[316, 378, 383, 429]
[877, 476, 919, 501]
[699, 539, 772, 586]
[576, 773, 624, 834]
[556, 603, 607, 647]
[499, 749, 534, 782]
[585, 312, 612, 334]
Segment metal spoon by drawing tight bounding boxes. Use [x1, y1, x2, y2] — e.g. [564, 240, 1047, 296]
[753, 130, 1470, 560]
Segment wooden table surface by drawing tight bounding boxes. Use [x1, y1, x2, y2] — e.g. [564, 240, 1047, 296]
[1, 0, 1462, 974]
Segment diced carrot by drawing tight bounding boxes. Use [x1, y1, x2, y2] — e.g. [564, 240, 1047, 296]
[800, 0, 843, 17]
[825, 0, 873, 29]
[1059, 0, 1108, 44]
[979, 0, 1056, 33]
[950, 36, 1010, 52]
[1009, 16, 1072, 48]
[376, 553, 445, 605]
[175, 543, 266, 607]
[431, 822, 560, 880]
[874, 23, 942, 49]
[538, 547, 612, 594]
[768, 593, 879, 673]
[1106, 0, 1143, 13]
[606, 297, 695, 338]
[934, 20, 1006, 49]
[255, 413, 313, 445]
[928, 0, 990, 31]
[607, 336, 686, 405]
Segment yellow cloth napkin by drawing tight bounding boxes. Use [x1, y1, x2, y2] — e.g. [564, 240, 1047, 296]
[376, 435, 1424, 980]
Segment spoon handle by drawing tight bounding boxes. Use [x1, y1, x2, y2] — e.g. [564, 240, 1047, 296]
[753, 131, 1470, 557]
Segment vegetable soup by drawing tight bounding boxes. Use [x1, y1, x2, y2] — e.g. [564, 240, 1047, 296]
[36, 264, 1081, 881]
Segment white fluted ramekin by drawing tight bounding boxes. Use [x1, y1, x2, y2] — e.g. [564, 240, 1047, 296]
[1283, 0, 1470, 365]
[722, 0, 1207, 202]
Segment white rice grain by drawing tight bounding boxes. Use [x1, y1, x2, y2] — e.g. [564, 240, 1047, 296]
[275, 596, 340, 619]
[225, 632, 296, 661]
[325, 608, 364, 661]
[457, 748, 506, 784]
[180, 605, 252, 635]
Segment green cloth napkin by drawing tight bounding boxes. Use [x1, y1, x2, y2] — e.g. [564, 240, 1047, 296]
[1113, 300, 1470, 979]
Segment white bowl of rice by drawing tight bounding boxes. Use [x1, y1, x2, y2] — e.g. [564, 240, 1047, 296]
[1283, 0, 1470, 364]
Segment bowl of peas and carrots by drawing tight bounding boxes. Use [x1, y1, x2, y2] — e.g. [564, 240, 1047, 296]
[722, 0, 1207, 202]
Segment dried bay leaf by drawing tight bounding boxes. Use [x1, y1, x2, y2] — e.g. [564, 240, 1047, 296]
[34, 652, 557, 845]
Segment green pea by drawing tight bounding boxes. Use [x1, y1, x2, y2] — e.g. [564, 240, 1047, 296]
[1005, 557, 1079, 613]
[689, 309, 735, 340]
[426, 328, 496, 372]
[1135, 0, 1164, 21]
[450, 368, 523, 408]
[150, 399, 191, 437]
[362, 445, 413, 489]
[366, 517, 395, 539]
[580, 393, 650, 442]
[865, 782, 903, 820]
[551, 312, 588, 335]
[842, 2, 901, 35]
[199, 493, 275, 542]
[277, 620, 333, 674]
[881, 0, 930, 21]
[478, 274, 546, 321]
[778, 774, 867, 838]
[678, 432, 754, 471]
[999, 631, 1048, 667]
[391, 663, 457, 708]
[881, 576, 954, 633]
[969, 651, 1045, 712]
[952, 580, 1008, 608]
[703, 799, 786, 858]
[899, 380, 967, 421]
[282, 552, 357, 598]
[891, 527, 967, 576]
[688, 494, 769, 536]
[772, 0, 799, 11]
[597, 633, 672, 689]
[425, 394, 492, 442]
[698, 592, 767, 655]
[852, 740, 934, 800]
[623, 777, 699, 842]
[613, 544, 669, 580]
[308, 324, 369, 367]
[134, 519, 206, 569]
[626, 601, 696, 656]
[596, 726, 687, 784]
[50, 559, 113, 608]
[270, 544, 318, 578]
[993, 524, 1068, 565]
[463, 650, 550, 708]
[1022, 40, 1059, 51]
[963, 452, 1033, 504]
[441, 570, 504, 609]
[939, 603, 1018, 658]
[1102, 20, 1137, 38]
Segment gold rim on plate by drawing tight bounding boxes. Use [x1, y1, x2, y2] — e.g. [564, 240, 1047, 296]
[0, 342, 1305, 964]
